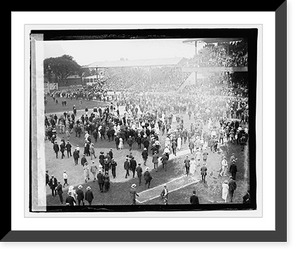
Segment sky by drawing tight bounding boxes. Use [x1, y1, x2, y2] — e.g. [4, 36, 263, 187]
[43, 39, 202, 66]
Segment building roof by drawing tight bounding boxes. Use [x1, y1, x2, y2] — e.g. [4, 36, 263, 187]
[83, 57, 184, 68]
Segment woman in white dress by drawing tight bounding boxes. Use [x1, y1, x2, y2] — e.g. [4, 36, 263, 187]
[189, 158, 196, 175]
[119, 137, 124, 150]
[177, 136, 182, 151]
[222, 180, 229, 203]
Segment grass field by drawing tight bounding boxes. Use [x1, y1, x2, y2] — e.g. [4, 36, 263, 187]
[45, 95, 107, 114]
[45, 102, 249, 206]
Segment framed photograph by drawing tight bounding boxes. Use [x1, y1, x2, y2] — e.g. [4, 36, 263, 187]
[6, 2, 286, 242]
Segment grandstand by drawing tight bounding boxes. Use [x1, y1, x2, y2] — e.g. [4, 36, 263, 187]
[178, 38, 248, 93]
[82, 57, 190, 92]
[81, 38, 248, 98]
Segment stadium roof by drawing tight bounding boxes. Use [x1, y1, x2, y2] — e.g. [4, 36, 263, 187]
[183, 38, 243, 44]
[83, 57, 184, 68]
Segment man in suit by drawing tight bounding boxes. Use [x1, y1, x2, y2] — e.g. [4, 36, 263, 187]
[144, 168, 152, 188]
[130, 156, 137, 178]
[228, 177, 237, 202]
[142, 148, 148, 166]
[73, 148, 79, 165]
[56, 181, 64, 204]
[229, 160, 238, 180]
[81, 154, 87, 167]
[136, 163, 143, 186]
[111, 158, 117, 179]
[127, 136, 134, 151]
[97, 170, 105, 193]
[115, 136, 120, 150]
[184, 156, 191, 176]
[200, 163, 208, 183]
[124, 158, 130, 178]
[190, 190, 200, 205]
[66, 141, 72, 158]
[53, 141, 59, 158]
[152, 151, 159, 172]
[85, 186, 94, 206]
[76, 185, 84, 206]
[60, 140, 65, 159]
[49, 175, 58, 197]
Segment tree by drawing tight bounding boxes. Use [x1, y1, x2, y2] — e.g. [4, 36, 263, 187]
[44, 55, 81, 85]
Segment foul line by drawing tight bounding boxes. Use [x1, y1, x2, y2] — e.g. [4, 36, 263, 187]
[135, 175, 199, 204]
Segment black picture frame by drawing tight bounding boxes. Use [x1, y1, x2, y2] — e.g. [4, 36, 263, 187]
[6, 2, 287, 242]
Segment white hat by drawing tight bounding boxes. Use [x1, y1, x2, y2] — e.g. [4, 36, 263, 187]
[131, 184, 136, 188]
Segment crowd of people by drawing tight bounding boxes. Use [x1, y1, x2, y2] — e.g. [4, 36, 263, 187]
[184, 40, 248, 68]
[103, 66, 189, 92]
[44, 40, 250, 206]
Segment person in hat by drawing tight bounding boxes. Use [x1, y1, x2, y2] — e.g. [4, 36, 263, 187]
[66, 141, 72, 158]
[129, 184, 139, 205]
[103, 172, 110, 192]
[73, 147, 80, 165]
[81, 154, 87, 168]
[142, 148, 148, 166]
[56, 181, 63, 204]
[108, 148, 113, 160]
[49, 175, 58, 197]
[65, 191, 76, 206]
[90, 143, 96, 160]
[190, 190, 199, 205]
[200, 163, 208, 183]
[84, 186, 94, 206]
[103, 157, 110, 174]
[76, 185, 84, 206]
[184, 156, 190, 176]
[152, 151, 159, 172]
[127, 135, 133, 151]
[220, 156, 228, 177]
[90, 161, 98, 182]
[144, 168, 153, 189]
[136, 163, 143, 186]
[53, 141, 59, 159]
[222, 180, 229, 203]
[229, 160, 238, 180]
[115, 135, 120, 150]
[161, 184, 169, 205]
[228, 176, 237, 202]
[99, 151, 105, 168]
[160, 153, 168, 171]
[63, 171, 69, 187]
[129, 156, 137, 178]
[124, 157, 130, 178]
[60, 140, 65, 159]
[111, 158, 117, 179]
[97, 168, 105, 192]
[230, 153, 237, 164]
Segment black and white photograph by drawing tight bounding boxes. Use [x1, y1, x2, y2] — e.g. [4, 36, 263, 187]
[7, 4, 291, 245]
[29, 28, 257, 212]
